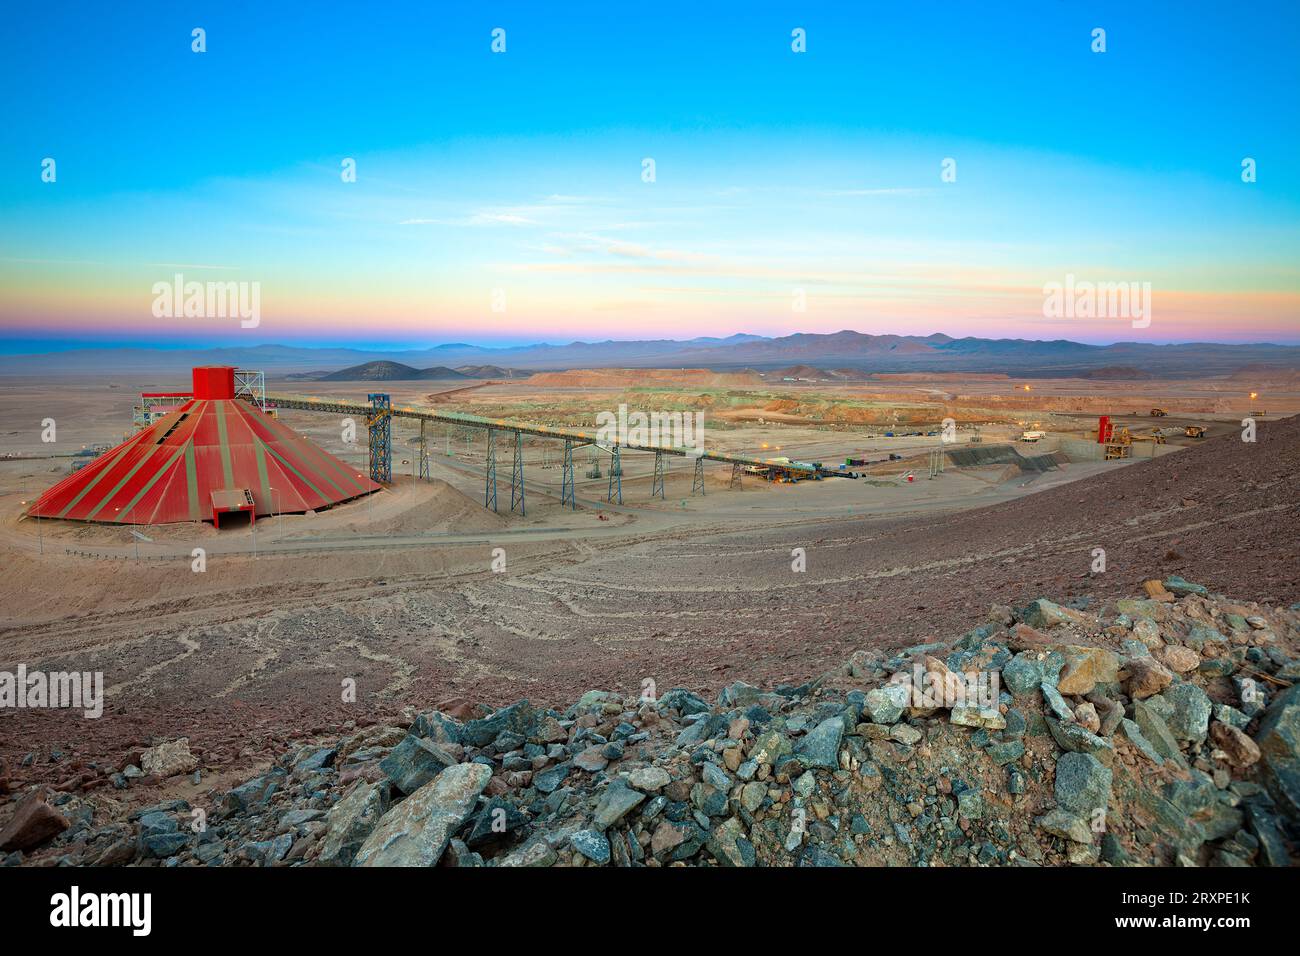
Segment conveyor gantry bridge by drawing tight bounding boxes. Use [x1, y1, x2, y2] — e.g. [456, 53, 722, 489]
[263, 393, 817, 515]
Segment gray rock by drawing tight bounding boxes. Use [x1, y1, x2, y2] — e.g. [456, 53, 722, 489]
[533, 761, 572, 794]
[573, 746, 610, 773]
[864, 684, 910, 724]
[701, 761, 731, 791]
[1133, 698, 1186, 765]
[740, 781, 766, 813]
[139, 831, 189, 859]
[280, 808, 324, 829]
[1164, 683, 1212, 744]
[222, 768, 286, 813]
[1046, 716, 1113, 756]
[593, 781, 646, 829]
[1254, 683, 1300, 820]
[657, 688, 711, 717]
[627, 766, 671, 792]
[569, 828, 611, 864]
[242, 833, 293, 866]
[464, 797, 527, 847]
[498, 840, 559, 867]
[461, 700, 537, 748]
[707, 816, 755, 867]
[1117, 718, 1164, 765]
[1041, 682, 1075, 722]
[412, 711, 463, 746]
[1037, 809, 1093, 844]
[890, 723, 923, 746]
[318, 781, 390, 867]
[1001, 653, 1043, 697]
[1055, 752, 1112, 816]
[795, 717, 844, 770]
[379, 734, 457, 795]
[354, 763, 492, 867]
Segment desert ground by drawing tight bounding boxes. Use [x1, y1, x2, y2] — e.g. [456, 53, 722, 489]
[1, 368, 1297, 793]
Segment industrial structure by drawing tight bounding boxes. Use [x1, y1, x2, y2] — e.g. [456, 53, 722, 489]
[27, 365, 826, 527]
[263, 389, 820, 514]
[26, 367, 380, 526]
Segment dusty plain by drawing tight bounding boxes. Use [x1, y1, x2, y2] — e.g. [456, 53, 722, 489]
[2, 368, 1297, 793]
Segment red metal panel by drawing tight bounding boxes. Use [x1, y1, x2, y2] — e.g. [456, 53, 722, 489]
[192, 366, 235, 400]
[1097, 415, 1112, 444]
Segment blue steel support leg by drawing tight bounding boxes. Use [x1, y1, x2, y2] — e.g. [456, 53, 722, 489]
[418, 420, 430, 480]
[510, 430, 525, 515]
[366, 393, 392, 483]
[484, 428, 497, 511]
[607, 445, 622, 504]
[561, 440, 575, 509]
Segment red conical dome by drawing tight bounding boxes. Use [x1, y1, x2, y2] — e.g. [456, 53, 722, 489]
[28, 371, 379, 525]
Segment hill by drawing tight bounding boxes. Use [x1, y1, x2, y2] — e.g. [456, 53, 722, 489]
[318, 362, 469, 381]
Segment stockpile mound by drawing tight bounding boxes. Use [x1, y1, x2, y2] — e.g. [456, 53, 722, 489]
[947, 445, 1064, 473]
[4, 579, 1297, 867]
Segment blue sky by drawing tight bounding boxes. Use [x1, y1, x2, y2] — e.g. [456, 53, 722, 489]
[2, 0, 1298, 350]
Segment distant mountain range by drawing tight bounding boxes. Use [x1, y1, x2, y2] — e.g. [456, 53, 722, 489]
[3, 331, 1298, 378]
[285, 361, 535, 382]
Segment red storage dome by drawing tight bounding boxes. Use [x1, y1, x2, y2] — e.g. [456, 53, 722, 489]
[27, 369, 380, 525]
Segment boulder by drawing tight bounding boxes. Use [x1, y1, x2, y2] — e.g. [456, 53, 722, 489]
[1253, 684, 1300, 820]
[864, 684, 910, 724]
[1020, 599, 1089, 629]
[592, 781, 646, 829]
[318, 781, 389, 866]
[1054, 752, 1112, 816]
[1055, 646, 1119, 696]
[569, 829, 611, 864]
[627, 766, 671, 792]
[1037, 809, 1093, 844]
[1210, 721, 1261, 768]
[461, 701, 537, 748]
[378, 734, 456, 795]
[411, 711, 463, 746]
[0, 791, 69, 852]
[354, 763, 492, 867]
[795, 717, 844, 770]
[140, 738, 198, 779]
[1158, 646, 1200, 674]
[707, 816, 756, 867]
[1164, 683, 1212, 745]
[1125, 657, 1174, 699]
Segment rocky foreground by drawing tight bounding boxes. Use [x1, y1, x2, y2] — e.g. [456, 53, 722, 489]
[3, 576, 1298, 868]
